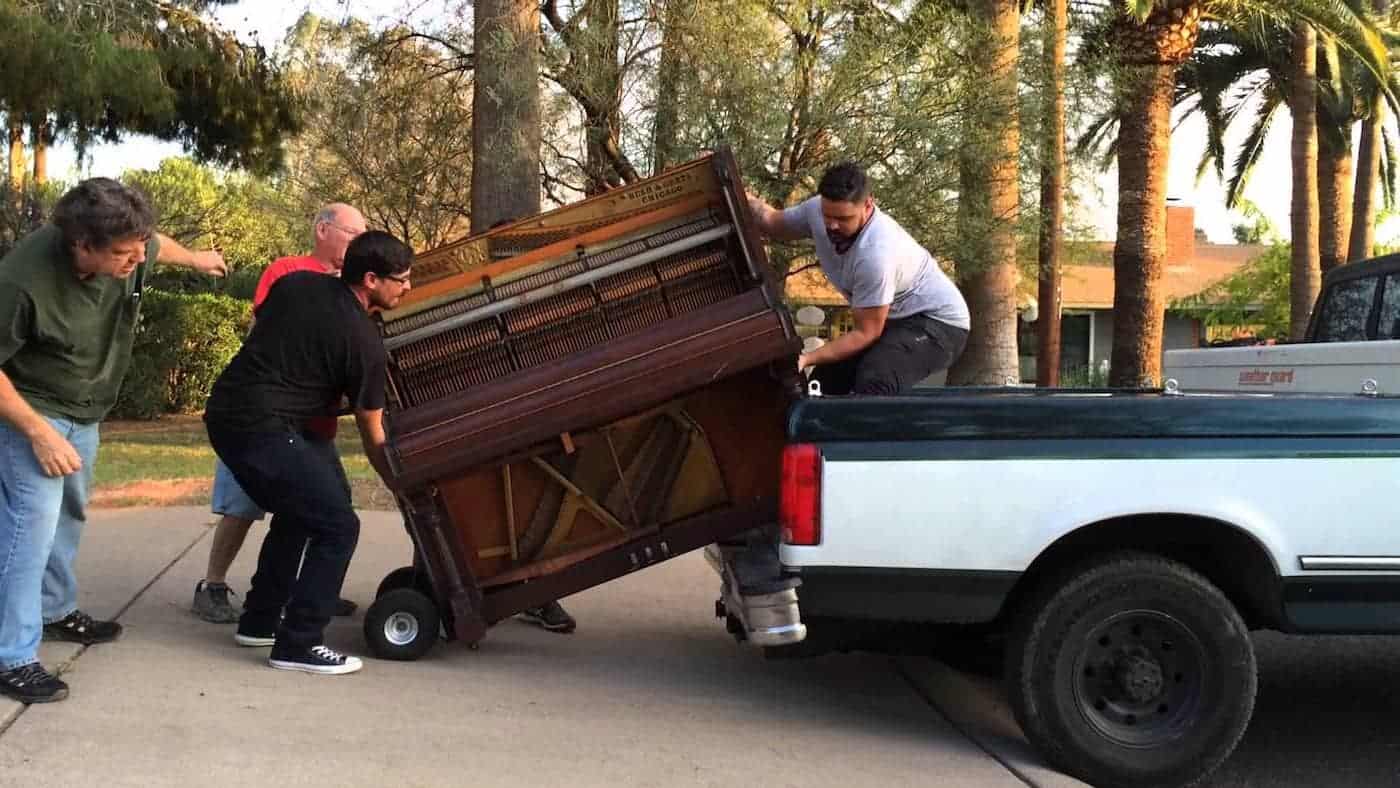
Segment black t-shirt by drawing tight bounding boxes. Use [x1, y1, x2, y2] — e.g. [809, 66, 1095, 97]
[205, 271, 386, 432]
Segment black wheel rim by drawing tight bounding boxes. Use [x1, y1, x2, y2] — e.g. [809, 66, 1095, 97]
[1072, 609, 1207, 748]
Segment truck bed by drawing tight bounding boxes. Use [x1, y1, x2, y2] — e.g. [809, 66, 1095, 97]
[780, 388, 1400, 628]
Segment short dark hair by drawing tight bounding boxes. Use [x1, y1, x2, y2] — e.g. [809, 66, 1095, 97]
[51, 178, 156, 250]
[342, 230, 413, 286]
[817, 162, 871, 204]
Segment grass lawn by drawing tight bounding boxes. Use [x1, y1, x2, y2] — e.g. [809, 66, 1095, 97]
[93, 415, 395, 510]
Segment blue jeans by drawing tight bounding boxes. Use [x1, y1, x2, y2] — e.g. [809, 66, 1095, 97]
[0, 417, 100, 670]
[211, 459, 266, 521]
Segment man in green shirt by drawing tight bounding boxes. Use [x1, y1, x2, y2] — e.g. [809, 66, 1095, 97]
[0, 178, 227, 703]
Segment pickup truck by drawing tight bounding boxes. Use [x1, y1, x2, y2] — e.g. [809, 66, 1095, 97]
[709, 387, 1400, 788]
[1164, 252, 1400, 394]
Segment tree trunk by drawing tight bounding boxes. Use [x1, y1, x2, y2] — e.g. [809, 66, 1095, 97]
[1289, 23, 1320, 341]
[1350, 109, 1381, 262]
[777, 15, 824, 195]
[471, 0, 542, 233]
[948, 0, 1020, 386]
[7, 121, 23, 192]
[1351, 0, 1390, 262]
[32, 121, 51, 186]
[650, 0, 691, 175]
[1318, 127, 1352, 276]
[1109, 63, 1175, 388]
[1035, 0, 1067, 388]
[582, 0, 623, 194]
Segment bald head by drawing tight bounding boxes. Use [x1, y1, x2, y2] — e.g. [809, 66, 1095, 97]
[311, 203, 367, 271]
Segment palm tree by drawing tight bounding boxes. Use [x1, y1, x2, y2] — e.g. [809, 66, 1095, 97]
[1078, 0, 1388, 385]
[949, 0, 1022, 385]
[1289, 22, 1320, 340]
[1351, 0, 1396, 261]
[1175, 25, 1400, 267]
[1037, 0, 1068, 387]
[1317, 41, 1356, 276]
[1096, 0, 1204, 387]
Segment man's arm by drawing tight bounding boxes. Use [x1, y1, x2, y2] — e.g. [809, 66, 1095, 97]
[153, 232, 228, 277]
[799, 304, 889, 372]
[354, 408, 396, 486]
[0, 369, 81, 476]
[745, 192, 808, 242]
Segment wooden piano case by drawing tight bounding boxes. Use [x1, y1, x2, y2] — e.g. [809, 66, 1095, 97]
[366, 149, 801, 658]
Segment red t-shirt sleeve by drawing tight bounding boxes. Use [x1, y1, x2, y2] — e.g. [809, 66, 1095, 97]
[252, 259, 293, 309]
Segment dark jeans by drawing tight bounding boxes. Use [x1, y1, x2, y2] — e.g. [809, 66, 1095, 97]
[205, 424, 359, 650]
[812, 315, 969, 396]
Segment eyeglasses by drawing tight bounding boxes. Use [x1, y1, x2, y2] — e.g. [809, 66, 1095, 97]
[321, 220, 364, 236]
[381, 273, 411, 285]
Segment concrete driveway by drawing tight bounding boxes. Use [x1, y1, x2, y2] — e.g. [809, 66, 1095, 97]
[0, 508, 1072, 788]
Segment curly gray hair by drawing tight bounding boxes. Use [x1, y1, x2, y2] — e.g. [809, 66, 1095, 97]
[51, 178, 156, 250]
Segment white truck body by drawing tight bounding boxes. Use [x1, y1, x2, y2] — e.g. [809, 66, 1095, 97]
[790, 453, 1398, 576]
[712, 388, 1400, 788]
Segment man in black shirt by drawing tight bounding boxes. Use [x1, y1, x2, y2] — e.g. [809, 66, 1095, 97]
[204, 231, 411, 675]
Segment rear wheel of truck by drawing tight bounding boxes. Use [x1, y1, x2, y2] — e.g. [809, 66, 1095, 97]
[1006, 552, 1256, 788]
[365, 588, 441, 661]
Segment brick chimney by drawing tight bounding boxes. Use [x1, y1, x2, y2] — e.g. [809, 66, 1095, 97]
[1165, 203, 1196, 264]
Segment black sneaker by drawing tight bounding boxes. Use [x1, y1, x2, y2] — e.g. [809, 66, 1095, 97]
[0, 662, 69, 704]
[44, 610, 122, 645]
[268, 644, 363, 675]
[334, 597, 357, 617]
[517, 601, 577, 633]
[191, 581, 241, 624]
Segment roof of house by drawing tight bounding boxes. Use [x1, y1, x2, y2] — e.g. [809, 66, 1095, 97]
[782, 242, 1267, 311]
[1058, 242, 1266, 310]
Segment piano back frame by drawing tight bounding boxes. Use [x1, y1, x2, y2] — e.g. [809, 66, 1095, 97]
[379, 149, 802, 645]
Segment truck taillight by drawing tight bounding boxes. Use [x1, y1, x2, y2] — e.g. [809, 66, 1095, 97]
[780, 444, 821, 545]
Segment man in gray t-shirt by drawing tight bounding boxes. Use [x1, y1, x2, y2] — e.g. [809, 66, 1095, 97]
[747, 161, 970, 394]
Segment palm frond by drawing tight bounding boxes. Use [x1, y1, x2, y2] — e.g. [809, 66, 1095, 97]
[1073, 110, 1119, 168]
[1225, 91, 1282, 209]
[1232, 0, 1393, 109]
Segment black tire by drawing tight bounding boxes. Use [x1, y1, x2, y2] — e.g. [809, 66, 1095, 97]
[364, 588, 441, 661]
[1006, 552, 1256, 788]
[375, 566, 430, 600]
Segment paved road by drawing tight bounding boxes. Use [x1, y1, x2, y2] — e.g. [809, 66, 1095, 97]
[11, 507, 1388, 787]
[1201, 632, 1400, 787]
[0, 508, 1046, 788]
[910, 627, 1400, 788]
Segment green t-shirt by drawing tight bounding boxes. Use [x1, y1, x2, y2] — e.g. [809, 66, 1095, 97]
[0, 224, 158, 422]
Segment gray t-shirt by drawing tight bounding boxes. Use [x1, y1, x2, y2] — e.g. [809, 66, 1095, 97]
[783, 197, 970, 329]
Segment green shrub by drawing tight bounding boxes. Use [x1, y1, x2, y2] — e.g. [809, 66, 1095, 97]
[113, 289, 251, 419]
[1061, 362, 1110, 389]
[0, 182, 67, 258]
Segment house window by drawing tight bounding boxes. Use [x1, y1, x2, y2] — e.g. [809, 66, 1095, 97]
[1314, 277, 1379, 342]
[1017, 313, 1092, 381]
[1061, 314, 1091, 370]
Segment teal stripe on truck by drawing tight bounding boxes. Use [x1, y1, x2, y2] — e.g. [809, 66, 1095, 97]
[788, 390, 1400, 444]
[817, 436, 1400, 462]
